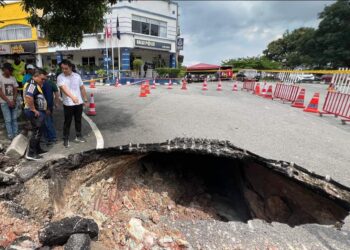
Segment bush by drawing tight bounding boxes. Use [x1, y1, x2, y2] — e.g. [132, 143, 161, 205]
[155, 68, 181, 78]
[133, 59, 143, 77]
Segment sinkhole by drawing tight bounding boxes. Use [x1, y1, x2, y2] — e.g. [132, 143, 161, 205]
[12, 139, 350, 248]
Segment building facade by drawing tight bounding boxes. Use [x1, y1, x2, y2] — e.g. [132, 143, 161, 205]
[40, 0, 180, 78]
[0, 1, 47, 66]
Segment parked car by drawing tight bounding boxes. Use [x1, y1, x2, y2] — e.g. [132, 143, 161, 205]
[321, 74, 333, 84]
[296, 73, 315, 82]
[236, 69, 259, 81]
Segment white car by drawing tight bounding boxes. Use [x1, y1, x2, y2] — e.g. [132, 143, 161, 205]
[296, 74, 315, 82]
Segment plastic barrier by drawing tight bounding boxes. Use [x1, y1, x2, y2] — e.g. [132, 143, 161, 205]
[273, 83, 300, 103]
[319, 91, 350, 124]
[242, 80, 256, 92]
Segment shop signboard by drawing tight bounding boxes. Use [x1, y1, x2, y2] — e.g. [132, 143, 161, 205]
[10, 42, 36, 54]
[177, 38, 184, 50]
[0, 44, 11, 55]
[135, 39, 171, 50]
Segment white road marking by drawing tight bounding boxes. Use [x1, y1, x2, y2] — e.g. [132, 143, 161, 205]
[82, 113, 104, 149]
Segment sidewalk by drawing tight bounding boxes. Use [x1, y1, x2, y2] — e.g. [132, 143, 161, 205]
[0, 105, 96, 161]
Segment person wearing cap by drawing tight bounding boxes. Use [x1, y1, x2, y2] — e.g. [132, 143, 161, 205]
[0, 63, 18, 140]
[22, 64, 36, 85]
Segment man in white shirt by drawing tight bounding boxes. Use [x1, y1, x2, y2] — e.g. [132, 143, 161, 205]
[0, 63, 18, 140]
[57, 60, 88, 148]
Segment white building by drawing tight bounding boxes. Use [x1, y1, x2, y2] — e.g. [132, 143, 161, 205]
[39, 0, 180, 78]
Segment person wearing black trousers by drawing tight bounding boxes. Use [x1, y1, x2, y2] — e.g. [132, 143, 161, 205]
[57, 60, 89, 148]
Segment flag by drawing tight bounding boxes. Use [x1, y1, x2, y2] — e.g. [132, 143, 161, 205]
[116, 17, 121, 40]
[105, 24, 112, 38]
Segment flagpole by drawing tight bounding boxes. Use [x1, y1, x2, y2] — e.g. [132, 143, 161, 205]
[117, 16, 121, 80]
[110, 19, 115, 81]
[105, 22, 109, 83]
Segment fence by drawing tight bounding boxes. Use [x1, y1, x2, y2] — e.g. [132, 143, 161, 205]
[242, 80, 256, 92]
[332, 68, 350, 94]
[273, 83, 300, 103]
[319, 91, 350, 124]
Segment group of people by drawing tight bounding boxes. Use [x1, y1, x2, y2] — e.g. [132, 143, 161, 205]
[0, 55, 89, 161]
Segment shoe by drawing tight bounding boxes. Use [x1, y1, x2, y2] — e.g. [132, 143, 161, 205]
[26, 154, 42, 161]
[46, 140, 57, 146]
[37, 149, 48, 155]
[63, 139, 70, 148]
[74, 136, 86, 143]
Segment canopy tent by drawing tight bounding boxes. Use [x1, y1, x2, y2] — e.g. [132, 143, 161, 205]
[186, 63, 221, 71]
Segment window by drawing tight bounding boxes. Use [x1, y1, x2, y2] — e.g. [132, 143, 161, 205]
[82, 57, 96, 66]
[0, 25, 32, 41]
[141, 22, 150, 35]
[131, 15, 167, 38]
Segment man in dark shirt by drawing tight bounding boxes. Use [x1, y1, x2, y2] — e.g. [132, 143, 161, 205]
[23, 70, 48, 161]
[42, 71, 60, 145]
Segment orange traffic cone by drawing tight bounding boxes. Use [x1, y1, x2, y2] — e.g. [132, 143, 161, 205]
[253, 83, 260, 95]
[139, 84, 147, 97]
[264, 85, 273, 99]
[167, 79, 173, 89]
[260, 82, 267, 96]
[151, 79, 156, 89]
[291, 89, 306, 108]
[145, 81, 151, 94]
[202, 79, 208, 91]
[327, 83, 335, 92]
[217, 80, 222, 91]
[89, 79, 96, 89]
[87, 93, 96, 116]
[304, 93, 320, 113]
[232, 82, 238, 91]
[181, 79, 187, 90]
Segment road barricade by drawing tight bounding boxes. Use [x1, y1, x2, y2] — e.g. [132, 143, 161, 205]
[273, 83, 300, 103]
[242, 80, 256, 92]
[319, 91, 350, 124]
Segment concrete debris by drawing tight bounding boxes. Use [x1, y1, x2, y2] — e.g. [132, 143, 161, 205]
[5, 133, 28, 159]
[38, 216, 98, 246]
[64, 234, 91, 250]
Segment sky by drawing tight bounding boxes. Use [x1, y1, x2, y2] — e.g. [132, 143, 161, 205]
[177, 0, 335, 66]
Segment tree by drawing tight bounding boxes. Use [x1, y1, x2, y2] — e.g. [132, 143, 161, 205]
[314, 0, 350, 67]
[20, 0, 121, 47]
[222, 56, 281, 70]
[263, 27, 316, 68]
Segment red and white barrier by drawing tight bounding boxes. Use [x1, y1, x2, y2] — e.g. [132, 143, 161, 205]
[273, 83, 300, 103]
[242, 80, 256, 92]
[319, 91, 350, 124]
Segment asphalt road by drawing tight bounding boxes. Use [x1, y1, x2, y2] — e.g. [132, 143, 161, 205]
[85, 81, 350, 188]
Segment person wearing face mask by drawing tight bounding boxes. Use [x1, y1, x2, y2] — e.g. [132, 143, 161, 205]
[57, 60, 89, 148]
[23, 69, 48, 161]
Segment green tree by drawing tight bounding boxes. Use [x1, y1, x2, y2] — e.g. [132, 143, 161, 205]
[263, 27, 316, 68]
[222, 56, 281, 70]
[314, 0, 350, 67]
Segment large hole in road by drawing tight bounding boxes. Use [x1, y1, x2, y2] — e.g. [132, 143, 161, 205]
[13, 139, 350, 248]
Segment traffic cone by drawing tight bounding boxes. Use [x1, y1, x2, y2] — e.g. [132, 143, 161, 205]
[115, 78, 121, 87]
[145, 81, 151, 94]
[89, 79, 96, 89]
[181, 79, 187, 90]
[151, 79, 156, 89]
[139, 84, 147, 97]
[217, 80, 222, 91]
[167, 79, 173, 89]
[260, 82, 267, 96]
[291, 88, 306, 108]
[87, 93, 96, 116]
[304, 93, 320, 113]
[202, 79, 208, 91]
[253, 83, 260, 95]
[327, 83, 335, 92]
[232, 82, 238, 91]
[264, 85, 273, 99]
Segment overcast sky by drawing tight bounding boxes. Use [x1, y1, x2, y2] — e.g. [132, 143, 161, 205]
[177, 1, 335, 66]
